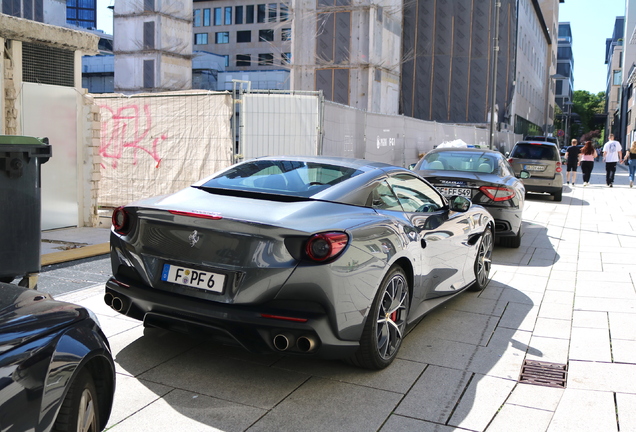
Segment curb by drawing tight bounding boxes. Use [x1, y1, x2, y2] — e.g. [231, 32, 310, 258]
[41, 243, 110, 266]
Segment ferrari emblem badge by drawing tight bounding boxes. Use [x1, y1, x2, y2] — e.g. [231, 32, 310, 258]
[188, 230, 200, 247]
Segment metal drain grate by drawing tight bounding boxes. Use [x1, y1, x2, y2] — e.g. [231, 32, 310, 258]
[519, 360, 568, 388]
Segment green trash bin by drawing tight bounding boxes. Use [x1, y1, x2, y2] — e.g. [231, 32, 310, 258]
[0, 135, 51, 288]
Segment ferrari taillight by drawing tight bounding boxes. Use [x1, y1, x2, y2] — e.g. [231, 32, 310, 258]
[112, 206, 130, 234]
[305, 232, 349, 262]
[479, 186, 516, 202]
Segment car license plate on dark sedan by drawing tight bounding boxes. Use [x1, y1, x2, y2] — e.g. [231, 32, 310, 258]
[161, 264, 225, 293]
[438, 187, 472, 198]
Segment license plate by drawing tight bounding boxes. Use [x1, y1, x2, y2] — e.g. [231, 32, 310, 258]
[524, 164, 546, 171]
[161, 264, 225, 293]
[438, 187, 472, 198]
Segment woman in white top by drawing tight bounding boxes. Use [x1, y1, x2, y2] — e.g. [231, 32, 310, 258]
[578, 141, 598, 186]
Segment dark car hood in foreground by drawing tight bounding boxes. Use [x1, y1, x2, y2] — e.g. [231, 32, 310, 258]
[0, 283, 87, 355]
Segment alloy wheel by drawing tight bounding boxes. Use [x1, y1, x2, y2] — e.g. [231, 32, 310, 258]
[376, 272, 409, 360]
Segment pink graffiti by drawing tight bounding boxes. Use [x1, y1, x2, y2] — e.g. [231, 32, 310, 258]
[99, 104, 167, 169]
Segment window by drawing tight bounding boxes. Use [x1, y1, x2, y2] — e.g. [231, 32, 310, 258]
[143, 21, 155, 49]
[215, 32, 229, 44]
[257, 4, 266, 23]
[613, 70, 622, 86]
[369, 181, 402, 211]
[194, 33, 208, 45]
[214, 8, 222, 25]
[144, 0, 154, 12]
[386, 175, 444, 213]
[235, 6, 243, 24]
[237, 31, 251, 43]
[259, 29, 274, 42]
[268, 3, 277, 21]
[223, 55, 229, 67]
[246, 5, 255, 23]
[193, 9, 201, 27]
[281, 28, 291, 41]
[203, 9, 211, 26]
[224, 7, 232, 25]
[282, 52, 291, 64]
[280, 3, 289, 21]
[143, 59, 154, 88]
[259, 53, 274, 65]
[237, 54, 251, 67]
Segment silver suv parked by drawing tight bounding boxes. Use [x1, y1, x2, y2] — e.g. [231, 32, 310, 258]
[508, 140, 564, 201]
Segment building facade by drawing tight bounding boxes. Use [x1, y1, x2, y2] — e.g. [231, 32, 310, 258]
[399, 0, 517, 130]
[510, 0, 553, 137]
[605, 17, 625, 139]
[114, 0, 193, 93]
[191, 0, 291, 72]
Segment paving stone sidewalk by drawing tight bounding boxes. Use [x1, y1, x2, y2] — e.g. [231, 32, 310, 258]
[55, 163, 636, 432]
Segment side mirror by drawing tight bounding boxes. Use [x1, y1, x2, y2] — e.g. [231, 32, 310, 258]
[519, 170, 531, 179]
[408, 163, 416, 170]
[505, 151, 510, 157]
[449, 195, 471, 212]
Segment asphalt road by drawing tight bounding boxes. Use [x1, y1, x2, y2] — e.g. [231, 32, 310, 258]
[38, 255, 111, 297]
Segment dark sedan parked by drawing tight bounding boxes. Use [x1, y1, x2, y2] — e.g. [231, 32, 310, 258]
[105, 156, 494, 369]
[0, 283, 115, 432]
[414, 147, 528, 248]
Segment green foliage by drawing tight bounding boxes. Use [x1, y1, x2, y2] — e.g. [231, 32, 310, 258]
[570, 90, 606, 140]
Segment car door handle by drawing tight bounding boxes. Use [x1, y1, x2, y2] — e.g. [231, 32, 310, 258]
[421, 239, 427, 249]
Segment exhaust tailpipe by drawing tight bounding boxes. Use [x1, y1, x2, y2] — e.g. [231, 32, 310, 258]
[297, 335, 317, 353]
[111, 296, 125, 312]
[104, 292, 114, 307]
[273, 333, 295, 351]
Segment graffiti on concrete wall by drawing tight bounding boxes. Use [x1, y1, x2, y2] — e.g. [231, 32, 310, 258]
[99, 104, 167, 169]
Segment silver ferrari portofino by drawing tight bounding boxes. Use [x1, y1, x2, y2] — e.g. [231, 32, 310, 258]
[105, 156, 494, 369]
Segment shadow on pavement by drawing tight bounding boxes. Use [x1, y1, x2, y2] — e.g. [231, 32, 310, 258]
[110, 280, 534, 431]
[494, 221, 561, 268]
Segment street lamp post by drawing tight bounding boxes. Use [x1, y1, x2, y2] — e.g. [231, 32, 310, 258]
[488, 1, 501, 150]
[563, 100, 573, 146]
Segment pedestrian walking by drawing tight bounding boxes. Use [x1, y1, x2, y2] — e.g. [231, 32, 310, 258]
[564, 138, 581, 186]
[578, 140, 597, 186]
[623, 140, 636, 188]
[603, 134, 622, 187]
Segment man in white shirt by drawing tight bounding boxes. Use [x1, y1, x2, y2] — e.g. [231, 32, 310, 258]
[603, 134, 623, 187]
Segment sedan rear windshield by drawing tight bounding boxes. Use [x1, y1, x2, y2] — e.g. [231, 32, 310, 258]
[420, 151, 498, 174]
[199, 160, 363, 197]
[511, 143, 558, 160]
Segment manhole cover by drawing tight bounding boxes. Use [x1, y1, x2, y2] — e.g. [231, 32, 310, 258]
[519, 360, 567, 388]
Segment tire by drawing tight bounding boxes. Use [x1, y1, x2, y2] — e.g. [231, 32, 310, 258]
[53, 369, 99, 432]
[469, 227, 493, 291]
[553, 190, 562, 202]
[350, 266, 410, 370]
[499, 224, 521, 248]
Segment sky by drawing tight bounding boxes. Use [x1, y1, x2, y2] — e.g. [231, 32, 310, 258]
[96, 0, 114, 35]
[94, 1, 625, 94]
[558, 0, 626, 94]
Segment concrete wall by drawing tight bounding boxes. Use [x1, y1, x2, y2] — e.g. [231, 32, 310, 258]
[0, 14, 102, 227]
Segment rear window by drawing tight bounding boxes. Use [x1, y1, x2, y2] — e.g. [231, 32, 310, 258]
[419, 151, 498, 174]
[511, 143, 558, 161]
[199, 160, 363, 197]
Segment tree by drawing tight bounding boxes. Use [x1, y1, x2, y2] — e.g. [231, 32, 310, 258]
[570, 90, 606, 141]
